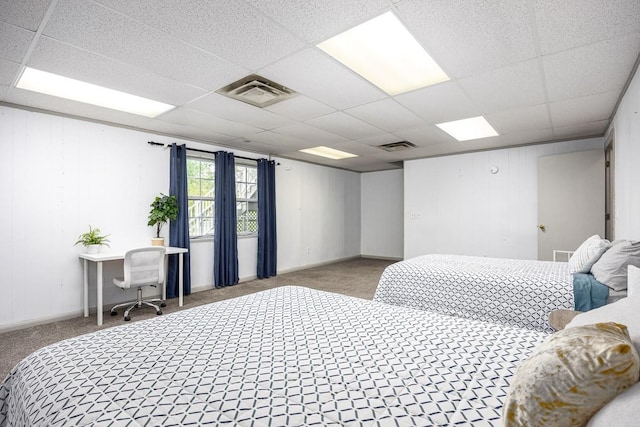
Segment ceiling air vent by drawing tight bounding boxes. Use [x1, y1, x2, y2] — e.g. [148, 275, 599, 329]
[216, 74, 296, 108]
[377, 141, 417, 152]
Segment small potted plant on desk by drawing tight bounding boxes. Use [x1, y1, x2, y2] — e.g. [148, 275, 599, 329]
[148, 193, 178, 246]
[74, 225, 110, 254]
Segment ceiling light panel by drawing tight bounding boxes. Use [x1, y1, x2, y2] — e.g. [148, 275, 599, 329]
[16, 67, 175, 117]
[299, 146, 358, 160]
[317, 11, 449, 95]
[436, 116, 499, 141]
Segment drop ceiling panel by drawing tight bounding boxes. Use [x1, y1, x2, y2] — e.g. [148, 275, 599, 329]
[326, 140, 394, 159]
[470, 128, 554, 149]
[395, 81, 480, 124]
[260, 48, 387, 110]
[397, 0, 537, 78]
[280, 150, 349, 169]
[28, 38, 207, 105]
[0, 59, 20, 86]
[357, 133, 406, 147]
[348, 162, 402, 172]
[248, 131, 314, 152]
[0, 0, 52, 31]
[398, 142, 467, 159]
[95, 0, 305, 70]
[225, 139, 280, 155]
[265, 95, 335, 121]
[186, 93, 295, 130]
[271, 122, 348, 145]
[553, 120, 609, 139]
[5, 87, 174, 125]
[534, 0, 640, 54]
[345, 98, 425, 132]
[159, 108, 262, 140]
[246, 0, 389, 44]
[393, 125, 455, 147]
[0, 85, 8, 100]
[543, 33, 640, 102]
[549, 91, 619, 128]
[485, 104, 551, 135]
[43, 0, 248, 91]
[305, 111, 385, 139]
[458, 60, 546, 112]
[0, 22, 34, 63]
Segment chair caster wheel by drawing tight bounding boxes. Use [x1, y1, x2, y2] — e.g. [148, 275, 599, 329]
[124, 316, 131, 321]
[110, 311, 118, 316]
[160, 302, 166, 308]
[156, 310, 162, 315]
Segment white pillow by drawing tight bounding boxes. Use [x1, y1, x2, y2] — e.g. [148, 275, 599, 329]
[567, 297, 640, 354]
[588, 381, 640, 427]
[630, 265, 640, 298]
[568, 235, 611, 274]
[591, 240, 640, 291]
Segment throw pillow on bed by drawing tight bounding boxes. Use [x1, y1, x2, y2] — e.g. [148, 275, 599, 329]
[590, 240, 640, 291]
[569, 235, 611, 274]
[503, 322, 639, 427]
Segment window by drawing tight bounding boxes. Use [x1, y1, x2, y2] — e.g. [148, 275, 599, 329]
[187, 157, 215, 237]
[236, 163, 258, 235]
[186, 157, 258, 238]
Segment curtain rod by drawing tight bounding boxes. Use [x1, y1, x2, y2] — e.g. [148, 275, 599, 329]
[147, 141, 274, 163]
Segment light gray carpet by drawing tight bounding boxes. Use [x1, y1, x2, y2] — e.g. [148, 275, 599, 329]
[0, 257, 394, 381]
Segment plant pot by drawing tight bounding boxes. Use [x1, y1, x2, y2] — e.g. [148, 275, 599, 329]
[151, 238, 165, 246]
[86, 244, 101, 254]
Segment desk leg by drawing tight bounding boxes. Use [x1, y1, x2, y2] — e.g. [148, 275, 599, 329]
[97, 261, 103, 326]
[179, 253, 184, 307]
[83, 259, 89, 317]
[162, 255, 167, 302]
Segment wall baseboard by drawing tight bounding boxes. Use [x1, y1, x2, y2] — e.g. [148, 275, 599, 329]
[0, 310, 85, 334]
[361, 255, 403, 261]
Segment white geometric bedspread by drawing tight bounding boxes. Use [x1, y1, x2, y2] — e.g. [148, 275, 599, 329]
[0, 286, 548, 426]
[374, 254, 573, 333]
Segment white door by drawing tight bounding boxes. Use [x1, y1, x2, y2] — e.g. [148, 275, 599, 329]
[537, 150, 605, 261]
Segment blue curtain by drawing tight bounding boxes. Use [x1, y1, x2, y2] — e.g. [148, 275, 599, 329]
[168, 143, 191, 298]
[257, 159, 277, 279]
[214, 151, 239, 287]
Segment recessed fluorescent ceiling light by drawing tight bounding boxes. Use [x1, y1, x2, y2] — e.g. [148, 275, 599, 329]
[299, 146, 358, 160]
[16, 67, 174, 117]
[436, 116, 499, 141]
[317, 11, 449, 95]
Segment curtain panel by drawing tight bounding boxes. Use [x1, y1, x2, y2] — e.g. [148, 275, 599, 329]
[213, 151, 239, 287]
[168, 143, 191, 297]
[257, 159, 277, 279]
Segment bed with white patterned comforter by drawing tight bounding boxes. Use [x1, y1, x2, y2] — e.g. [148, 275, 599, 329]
[0, 286, 548, 426]
[374, 254, 573, 333]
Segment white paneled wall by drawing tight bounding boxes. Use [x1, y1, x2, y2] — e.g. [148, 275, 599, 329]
[404, 138, 603, 260]
[0, 106, 361, 330]
[361, 170, 403, 259]
[611, 63, 640, 240]
[276, 159, 361, 270]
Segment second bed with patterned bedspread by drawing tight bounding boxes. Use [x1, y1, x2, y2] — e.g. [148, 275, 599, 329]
[374, 254, 573, 333]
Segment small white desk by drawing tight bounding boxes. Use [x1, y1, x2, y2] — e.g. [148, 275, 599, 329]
[79, 247, 188, 326]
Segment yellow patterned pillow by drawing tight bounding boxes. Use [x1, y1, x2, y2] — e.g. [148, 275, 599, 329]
[503, 322, 640, 427]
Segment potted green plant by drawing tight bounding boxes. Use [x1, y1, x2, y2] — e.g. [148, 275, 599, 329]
[148, 193, 178, 246]
[74, 225, 110, 254]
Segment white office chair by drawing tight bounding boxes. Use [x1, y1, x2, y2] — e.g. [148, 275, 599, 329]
[110, 247, 167, 321]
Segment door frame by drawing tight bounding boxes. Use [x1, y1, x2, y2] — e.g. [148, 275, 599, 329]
[605, 131, 615, 240]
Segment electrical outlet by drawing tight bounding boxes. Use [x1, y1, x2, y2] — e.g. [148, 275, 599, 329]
[306, 247, 310, 254]
[410, 212, 422, 219]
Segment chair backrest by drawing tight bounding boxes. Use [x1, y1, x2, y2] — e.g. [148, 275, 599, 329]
[122, 247, 166, 289]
